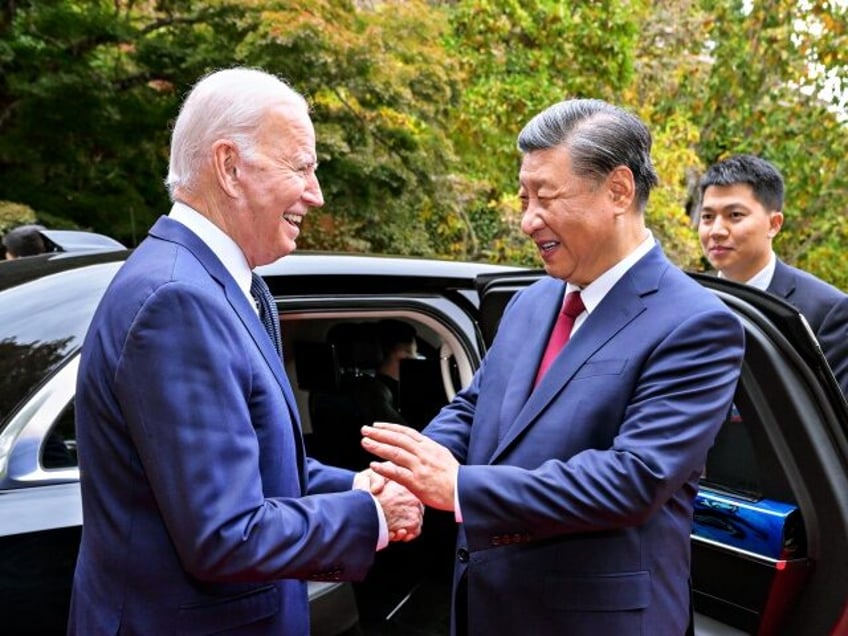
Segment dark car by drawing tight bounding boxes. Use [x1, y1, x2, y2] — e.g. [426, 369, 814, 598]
[1, 244, 847, 635]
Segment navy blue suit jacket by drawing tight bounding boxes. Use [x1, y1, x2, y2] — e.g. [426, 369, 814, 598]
[424, 245, 745, 635]
[768, 258, 848, 395]
[69, 217, 378, 635]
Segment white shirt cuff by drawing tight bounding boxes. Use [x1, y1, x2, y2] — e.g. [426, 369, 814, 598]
[351, 474, 389, 550]
[454, 469, 463, 523]
[370, 494, 389, 550]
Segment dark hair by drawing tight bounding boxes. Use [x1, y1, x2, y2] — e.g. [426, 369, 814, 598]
[2, 224, 47, 258]
[699, 154, 784, 211]
[377, 319, 416, 359]
[516, 98, 659, 211]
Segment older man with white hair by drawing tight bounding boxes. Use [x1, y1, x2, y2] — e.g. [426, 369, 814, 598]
[69, 67, 422, 636]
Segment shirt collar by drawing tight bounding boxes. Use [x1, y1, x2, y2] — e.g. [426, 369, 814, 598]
[168, 201, 254, 307]
[724, 251, 775, 292]
[568, 231, 656, 314]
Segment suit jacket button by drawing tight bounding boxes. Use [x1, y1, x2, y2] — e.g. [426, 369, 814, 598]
[457, 548, 469, 563]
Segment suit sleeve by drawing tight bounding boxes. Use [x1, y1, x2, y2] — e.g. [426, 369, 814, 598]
[815, 295, 848, 396]
[421, 288, 527, 461]
[421, 359, 482, 463]
[114, 282, 378, 582]
[454, 308, 744, 552]
[305, 457, 356, 493]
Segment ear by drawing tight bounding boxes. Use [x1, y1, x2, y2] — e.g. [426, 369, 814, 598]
[767, 211, 784, 238]
[606, 165, 636, 213]
[212, 140, 240, 199]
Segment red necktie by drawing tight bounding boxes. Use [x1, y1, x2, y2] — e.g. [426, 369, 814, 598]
[534, 291, 585, 387]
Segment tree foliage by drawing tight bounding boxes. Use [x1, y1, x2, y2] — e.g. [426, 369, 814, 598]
[241, 0, 462, 255]
[0, 0, 846, 289]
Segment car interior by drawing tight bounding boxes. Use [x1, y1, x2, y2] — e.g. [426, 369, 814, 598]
[282, 311, 462, 633]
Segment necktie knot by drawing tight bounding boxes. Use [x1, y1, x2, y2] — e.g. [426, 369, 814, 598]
[562, 291, 585, 319]
[250, 273, 282, 358]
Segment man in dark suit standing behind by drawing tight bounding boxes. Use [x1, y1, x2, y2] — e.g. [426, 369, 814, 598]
[69, 67, 422, 636]
[362, 99, 745, 635]
[698, 154, 848, 395]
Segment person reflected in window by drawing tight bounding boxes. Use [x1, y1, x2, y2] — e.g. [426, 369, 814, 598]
[698, 154, 848, 395]
[2, 224, 46, 260]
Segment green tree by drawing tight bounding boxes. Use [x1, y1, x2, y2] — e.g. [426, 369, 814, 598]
[242, 0, 463, 255]
[0, 0, 264, 245]
[443, 0, 708, 267]
[693, 0, 848, 288]
[1, 0, 847, 290]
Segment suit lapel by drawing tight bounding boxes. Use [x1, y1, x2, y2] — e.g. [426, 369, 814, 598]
[767, 259, 796, 301]
[489, 246, 667, 463]
[148, 216, 303, 433]
[495, 280, 565, 440]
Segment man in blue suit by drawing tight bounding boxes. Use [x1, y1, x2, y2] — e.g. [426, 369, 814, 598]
[69, 68, 422, 635]
[698, 154, 848, 395]
[362, 99, 745, 635]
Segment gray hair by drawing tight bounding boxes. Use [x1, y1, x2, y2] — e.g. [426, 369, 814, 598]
[517, 99, 658, 211]
[165, 67, 306, 199]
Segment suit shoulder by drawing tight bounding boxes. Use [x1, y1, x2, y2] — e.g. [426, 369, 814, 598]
[656, 264, 731, 313]
[782, 263, 847, 302]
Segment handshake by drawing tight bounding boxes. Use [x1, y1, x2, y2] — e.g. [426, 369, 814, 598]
[354, 469, 424, 543]
[354, 421, 462, 544]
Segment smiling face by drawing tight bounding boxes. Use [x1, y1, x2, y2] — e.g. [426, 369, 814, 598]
[518, 144, 638, 286]
[698, 183, 783, 283]
[230, 102, 324, 267]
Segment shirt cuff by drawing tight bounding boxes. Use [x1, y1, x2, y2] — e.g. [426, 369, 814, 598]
[351, 474, 389, 550]
[454, 468, 463, 523]
[370, 494, 389, 550]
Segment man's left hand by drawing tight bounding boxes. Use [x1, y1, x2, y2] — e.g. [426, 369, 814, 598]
[361, 422, 458, 512]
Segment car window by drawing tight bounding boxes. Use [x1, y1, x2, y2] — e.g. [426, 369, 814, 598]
[696, 390, 805, 562]
[42, 403, 77, 469]
[0, 262, 121, 425]
[702, 403, 762, 498]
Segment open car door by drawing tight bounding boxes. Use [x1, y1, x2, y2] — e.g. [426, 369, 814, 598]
[475, 270, 848, 635]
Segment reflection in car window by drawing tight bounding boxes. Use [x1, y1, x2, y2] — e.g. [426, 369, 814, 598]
[0, 336, 73, 425]
[0, 263, 121, 425]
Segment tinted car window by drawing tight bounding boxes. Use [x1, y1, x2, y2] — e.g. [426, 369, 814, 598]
[42, 404, 78, 469]
[0, 262, 122, 425]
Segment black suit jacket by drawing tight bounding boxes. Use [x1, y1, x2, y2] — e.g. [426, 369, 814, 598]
[768, 258, 848, 395]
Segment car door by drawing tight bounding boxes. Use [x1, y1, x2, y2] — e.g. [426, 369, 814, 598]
[475, 270, 848, 636]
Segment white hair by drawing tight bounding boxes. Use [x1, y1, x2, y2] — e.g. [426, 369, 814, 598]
[165, 67, 307, 200]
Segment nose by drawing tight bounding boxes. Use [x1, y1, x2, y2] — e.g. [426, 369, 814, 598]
[302, 172, 324, 208]
[710, 216, 728, 237]
[520, 201, 544, 236]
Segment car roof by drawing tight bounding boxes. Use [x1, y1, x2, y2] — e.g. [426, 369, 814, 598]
[40, 230, 126, 253]
[0, 249, 524, 292]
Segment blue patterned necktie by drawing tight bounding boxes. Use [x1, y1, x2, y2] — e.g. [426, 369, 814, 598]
[250, 272, 282, 358]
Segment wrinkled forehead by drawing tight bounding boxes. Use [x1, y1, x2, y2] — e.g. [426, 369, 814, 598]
[518, 145, 575, 186]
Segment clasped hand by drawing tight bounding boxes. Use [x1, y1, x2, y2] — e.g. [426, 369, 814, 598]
[361, 422, 459, 512]
[353, 468, 424, 542]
